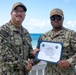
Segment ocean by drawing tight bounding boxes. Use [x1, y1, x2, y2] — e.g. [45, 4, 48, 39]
[30, 33, 42, 48]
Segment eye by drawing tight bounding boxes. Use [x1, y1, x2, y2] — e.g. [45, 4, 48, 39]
[50, 17, 55, 21]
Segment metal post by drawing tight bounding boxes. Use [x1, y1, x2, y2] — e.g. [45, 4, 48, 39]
[74, 65, 76, 75]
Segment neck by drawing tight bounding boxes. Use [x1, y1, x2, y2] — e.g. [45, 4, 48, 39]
[53, 26, 62, 32]
[11, 20, 22, 28]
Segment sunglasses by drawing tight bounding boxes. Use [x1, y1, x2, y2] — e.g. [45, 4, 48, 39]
[50, 15, 62, 21]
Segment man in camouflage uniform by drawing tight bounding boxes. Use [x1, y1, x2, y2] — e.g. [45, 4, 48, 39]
[35, 8, 76, 75]
[0, 2, 36, 75]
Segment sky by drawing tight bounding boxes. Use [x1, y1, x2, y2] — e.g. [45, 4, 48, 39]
[0, 0, 76, 33]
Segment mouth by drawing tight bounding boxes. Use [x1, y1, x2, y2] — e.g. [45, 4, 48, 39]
[16, 15, 22, 18]
[17, 16, 21, 18]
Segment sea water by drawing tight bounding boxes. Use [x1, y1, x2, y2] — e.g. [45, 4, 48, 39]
[30, 33, 42, 48]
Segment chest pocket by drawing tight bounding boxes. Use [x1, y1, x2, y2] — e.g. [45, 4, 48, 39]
[11, 31, 22, 46]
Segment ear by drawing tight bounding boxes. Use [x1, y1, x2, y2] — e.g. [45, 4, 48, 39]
[10, 11, 12, 15]
[62, 17, 64, 21]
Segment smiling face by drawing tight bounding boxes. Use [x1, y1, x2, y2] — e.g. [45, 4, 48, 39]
[11, 6, 26, 27]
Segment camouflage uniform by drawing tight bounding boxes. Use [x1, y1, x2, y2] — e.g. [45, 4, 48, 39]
[37, 27, 76, 75]
[0, 21, 34, 75]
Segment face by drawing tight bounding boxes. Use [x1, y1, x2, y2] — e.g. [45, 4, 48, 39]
[11, 6, 26, 25]
[50, 15, 64, 29]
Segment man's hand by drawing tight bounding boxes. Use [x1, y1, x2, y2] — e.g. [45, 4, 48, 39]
[58, 60, 71, 69]
[25, 60, 33, 72]
[32, 48, 39, 56]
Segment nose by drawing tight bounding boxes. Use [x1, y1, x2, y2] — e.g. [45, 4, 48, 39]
[54, 19, 58, 21]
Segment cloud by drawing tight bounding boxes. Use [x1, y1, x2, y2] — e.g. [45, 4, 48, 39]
[23, 18, 51, 33]
[66, 21, 76, 27]
[64, 20, 76, 31]
[25, 18, 50, 27]
[65, 20, 76, 27]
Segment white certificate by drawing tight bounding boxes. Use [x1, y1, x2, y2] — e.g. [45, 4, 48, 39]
[35, 41, 63, 64]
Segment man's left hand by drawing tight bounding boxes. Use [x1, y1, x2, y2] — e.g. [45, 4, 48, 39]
[58, 60, 71, 69]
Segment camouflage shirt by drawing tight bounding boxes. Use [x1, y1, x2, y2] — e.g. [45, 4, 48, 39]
[0, 21, 34, 75]
[37, 27, 76, 75]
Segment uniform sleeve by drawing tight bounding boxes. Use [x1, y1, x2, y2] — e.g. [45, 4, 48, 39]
[37, 35, 43, 48]
[67, 31, 76, 66]
[28, 41, 40, 66]
[67, 54, 76, 65]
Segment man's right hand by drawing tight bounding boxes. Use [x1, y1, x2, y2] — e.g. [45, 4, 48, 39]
[32, 48, 40, 56]
[25, 60, 33, 73]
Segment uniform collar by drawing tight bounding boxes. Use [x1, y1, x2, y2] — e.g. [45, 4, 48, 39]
[8, 21, 28, 34]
